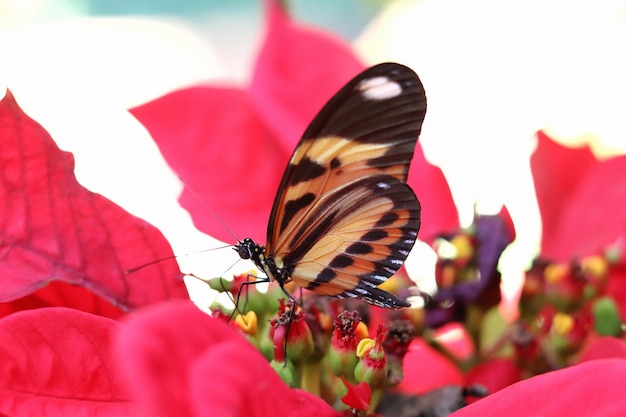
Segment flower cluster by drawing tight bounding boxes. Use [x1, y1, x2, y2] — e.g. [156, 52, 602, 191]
[206, 275, 423, 413]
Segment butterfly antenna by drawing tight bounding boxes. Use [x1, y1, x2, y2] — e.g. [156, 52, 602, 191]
[183, 184, 241, 243]
[125, 246, 231, 274]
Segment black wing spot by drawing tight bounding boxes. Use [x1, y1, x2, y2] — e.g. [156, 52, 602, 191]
[362, 229, 388, 242]
[289, 157, 326, 185]
[329, 254, 354, 268]
[375, 212, 399, 227]
[308, 268, 336, 290]
[330, 157, 341, 169]
[346, 242, 373, 255]
[281, 193, 316, 234]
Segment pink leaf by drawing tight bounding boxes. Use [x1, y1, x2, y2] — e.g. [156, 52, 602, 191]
[531, 132, 626, 260]
[0, 90, 187, 309]
[451, 359, 626, 417]
[464, 358, 522, 402]
[249, 0, 364, 150]
[579, 336, 626, 362]
[131, 87, 288, 244]
[114, 301, 339, 417]
[0, 307, 129, 416]
[397, 338, 464, 394]
[407, 145, 459, 243]
[531, 132, 597, 247]
[132, 1, 457, 250]
[131, 0, 364, 244]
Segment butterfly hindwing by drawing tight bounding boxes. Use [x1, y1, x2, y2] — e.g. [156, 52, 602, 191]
[285, 175, 420, 308]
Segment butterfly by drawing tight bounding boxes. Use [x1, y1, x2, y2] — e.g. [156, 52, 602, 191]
[236, 62, 426, 310]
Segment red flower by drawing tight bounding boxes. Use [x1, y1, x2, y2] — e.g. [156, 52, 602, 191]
[114, 301, 339, 417]
[130, 0, 457, 246]
[450, 359, 626, 417]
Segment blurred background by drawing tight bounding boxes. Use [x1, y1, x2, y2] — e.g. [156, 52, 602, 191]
[1, 0, 625, 305]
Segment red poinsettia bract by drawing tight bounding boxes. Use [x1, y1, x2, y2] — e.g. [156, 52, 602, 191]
[0, 90, 187, 315]
[114, 301, 339, 417]
[531, 132, 626, 261]
[450, 359, 626, 417]
[0, 307, 129, 415]
[130, 0, 458, 245]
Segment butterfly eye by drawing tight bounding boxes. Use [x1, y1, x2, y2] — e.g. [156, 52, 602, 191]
[236, 238, 254, 260]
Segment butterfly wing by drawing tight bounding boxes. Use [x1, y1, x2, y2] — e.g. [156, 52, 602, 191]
[264, 63, 426, 308]
[286, 175, 420, 308]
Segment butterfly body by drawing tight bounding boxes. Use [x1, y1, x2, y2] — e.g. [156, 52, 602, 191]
[236, 63, 426, 310]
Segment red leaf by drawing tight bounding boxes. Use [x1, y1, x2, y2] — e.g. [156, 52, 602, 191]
[450, 359, 626, 417]
[114, 301, 339, 417]
[0, 307, 129, 416]
[0, 281, 125, 320]
[0, 90, 187, 309]
[531, 132, 626, 260]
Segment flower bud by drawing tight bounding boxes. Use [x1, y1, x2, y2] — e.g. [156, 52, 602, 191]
[269, 358, 297, 388]
[544, 263, 585, 311]
[328, 311, 363, 378]
[593, 297, 622, 337]
[270, 299, 314, 364]
[382, 320, 416, 385]
[354, 326, 387, 390]
[235, 311, 258, 337]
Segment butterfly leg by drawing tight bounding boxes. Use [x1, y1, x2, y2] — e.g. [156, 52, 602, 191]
[277, 283, 298, 366]
[230, 273, 270, 321]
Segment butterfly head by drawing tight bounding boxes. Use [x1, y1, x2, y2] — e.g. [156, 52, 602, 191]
[235, 238, 267, 270]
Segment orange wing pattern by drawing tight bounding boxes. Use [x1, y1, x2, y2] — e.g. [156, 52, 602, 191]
[237, 63, 426, 309]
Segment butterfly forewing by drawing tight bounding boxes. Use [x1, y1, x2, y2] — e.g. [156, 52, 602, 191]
[245, 62, 426, 309]
[266, 63, 426, 251]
